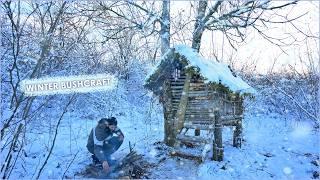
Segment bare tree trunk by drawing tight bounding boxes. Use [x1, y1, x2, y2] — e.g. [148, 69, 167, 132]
[30, 1, 67, 79]
[191, 0, 208, 52]
[160, 0, 170, 55]
[22, 1, 67, 120]
[160, 0, 173, 147]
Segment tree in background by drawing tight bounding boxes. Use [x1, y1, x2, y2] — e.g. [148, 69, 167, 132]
[112, 0, 313, 146]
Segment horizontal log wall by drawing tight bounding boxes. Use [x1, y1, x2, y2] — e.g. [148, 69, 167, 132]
[168, 73, 243, 127]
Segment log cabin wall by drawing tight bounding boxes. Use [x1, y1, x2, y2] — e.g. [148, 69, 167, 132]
[219, 91, 243, 116]
[167, 68, 243, 128]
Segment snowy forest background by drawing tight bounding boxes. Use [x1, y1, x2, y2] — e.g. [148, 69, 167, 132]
[1, 0, 319, 179]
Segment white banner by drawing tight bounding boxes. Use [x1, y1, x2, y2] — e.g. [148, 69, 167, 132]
[20, 74, 117, 96]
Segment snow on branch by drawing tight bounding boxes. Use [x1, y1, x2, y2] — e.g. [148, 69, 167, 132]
[200, 0, 301, 50]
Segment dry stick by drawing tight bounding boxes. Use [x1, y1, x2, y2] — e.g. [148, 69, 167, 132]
[129, 141, 133, 153]
[61, 150, 79, 179]
[36, 95, 75, 179]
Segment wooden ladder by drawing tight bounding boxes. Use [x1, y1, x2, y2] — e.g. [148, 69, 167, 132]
[171, 110, 224, 162]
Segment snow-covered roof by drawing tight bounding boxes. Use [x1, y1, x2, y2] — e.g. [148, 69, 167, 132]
[144, 45, 256, 95]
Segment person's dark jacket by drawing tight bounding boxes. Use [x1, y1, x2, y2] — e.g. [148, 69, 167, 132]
[86, 125, 124, 162]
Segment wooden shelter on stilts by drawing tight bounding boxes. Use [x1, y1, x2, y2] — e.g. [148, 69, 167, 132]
[144, 45, 255, 162]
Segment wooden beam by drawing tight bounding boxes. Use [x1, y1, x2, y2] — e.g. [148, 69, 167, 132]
[176, 134, 209, 144]
[222, 120, 239, 126]
[174, 71, 192, 142]
[185, 112, 213, 116]
[233, 120, 242, 148]
[163, 80, 175, 147]
[184, 120, 239, 127]
[195, 129, 200, 136]
[220, 115, 243, 121]
[170, 150, 202, 163]
[233, 94, 243, 148]
[213, 110, 223, 161]
[183, 123, 215, 130]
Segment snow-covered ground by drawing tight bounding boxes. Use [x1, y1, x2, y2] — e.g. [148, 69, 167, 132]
[5, 76, 319, 179]
[197, 115, 319, 179]
[141, 114, 319, 179]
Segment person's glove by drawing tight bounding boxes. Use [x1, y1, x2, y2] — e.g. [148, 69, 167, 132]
[102, 161, 110, 172]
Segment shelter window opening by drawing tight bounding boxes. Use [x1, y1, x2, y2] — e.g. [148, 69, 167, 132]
[172, 63, 182, 81]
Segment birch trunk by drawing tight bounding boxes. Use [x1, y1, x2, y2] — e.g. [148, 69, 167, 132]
[161, 0, 174, 146]
[191, 0, 208, 52]
[160, 0, 170, 55]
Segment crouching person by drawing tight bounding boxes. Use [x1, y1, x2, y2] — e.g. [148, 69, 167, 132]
[86, 117, 124, 172]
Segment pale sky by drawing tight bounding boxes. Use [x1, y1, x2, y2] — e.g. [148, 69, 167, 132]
[13, 1, 319, 74]
[170, 1, 319, 74]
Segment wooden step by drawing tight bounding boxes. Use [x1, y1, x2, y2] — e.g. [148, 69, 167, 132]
[184, 120, 240, 127]
[176, 134, 210, 144]
[172, 101, 213, 105]
[186, 105, 215, 109]
[185, 114, 214, 119]
[185, 112, 214, 116]
[170, 149, 202, 163]
[185, 120, 213, 124]
[171, 93, 212, 98]
[220, 115, 243, 121]
[183, 123, 215, 130]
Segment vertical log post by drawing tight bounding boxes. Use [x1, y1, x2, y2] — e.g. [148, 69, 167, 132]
[163, 80, 175, 146]
[174, 71, 192, 142]
[213, 110, 223, 161]
[233, 120, 242, 148]
[233, 94, 243, 148]
[194, 129, 200, 136]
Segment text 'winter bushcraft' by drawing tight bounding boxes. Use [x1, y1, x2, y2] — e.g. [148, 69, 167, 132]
[20, 74, 117, 96]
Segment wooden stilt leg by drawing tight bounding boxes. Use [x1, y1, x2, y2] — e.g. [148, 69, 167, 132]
[195, 129, 200, 136]
[233, 120, 242, 148]
[233, 95, 243, 148]
[213, 110, 223, 161]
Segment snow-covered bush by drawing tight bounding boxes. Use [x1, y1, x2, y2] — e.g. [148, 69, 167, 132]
[245, 72, 319, 128]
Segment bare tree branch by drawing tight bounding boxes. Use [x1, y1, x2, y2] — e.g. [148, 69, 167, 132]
[36, 95, 76, 179]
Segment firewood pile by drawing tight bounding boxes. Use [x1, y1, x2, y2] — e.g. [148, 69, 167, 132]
[78, 150, 151, 179]
[112, 150, 149, 179]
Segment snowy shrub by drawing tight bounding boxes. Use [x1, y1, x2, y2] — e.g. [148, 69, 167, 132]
[244, 72, 319, 128]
